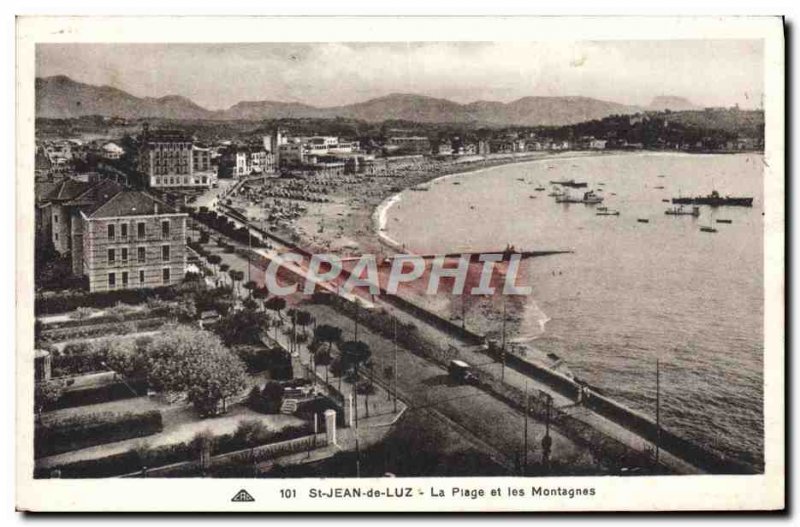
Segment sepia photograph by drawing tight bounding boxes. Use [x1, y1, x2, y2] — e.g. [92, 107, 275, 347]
[14, 15, 785, 512]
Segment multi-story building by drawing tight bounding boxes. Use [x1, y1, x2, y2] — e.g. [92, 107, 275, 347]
[137, 128, 217, 189]
[387, 136, 431, 155]
[41, 179, 124, 267]
[37, 177, 187, 292]
[101, 142, 124, 160]
[232, 147, 275, 177]
[78, 191, 187, 292]
[192, 146, 212, 172]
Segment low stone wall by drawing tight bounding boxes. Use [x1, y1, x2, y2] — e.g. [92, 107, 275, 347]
[122, 433, 328, 478]
[218, 207, 755, 474]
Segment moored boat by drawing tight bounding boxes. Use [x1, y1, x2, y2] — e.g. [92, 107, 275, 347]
[550, 179, 588, 188]
[665, 205, 700, 217]
[556, 190, 603, 204]
[672, 190, 753, 207]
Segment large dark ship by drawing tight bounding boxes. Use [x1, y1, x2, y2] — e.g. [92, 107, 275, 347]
[672, 190, 753, 207]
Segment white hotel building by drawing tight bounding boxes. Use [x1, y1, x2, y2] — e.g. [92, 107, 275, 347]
[137, 128, 217, 189]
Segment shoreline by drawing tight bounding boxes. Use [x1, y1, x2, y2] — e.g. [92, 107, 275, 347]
[357, 149, 763, 473]
[371, 150, 623, 254]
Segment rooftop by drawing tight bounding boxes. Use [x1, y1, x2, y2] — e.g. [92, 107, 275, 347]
[143, 129, 193, 143]
[86, 190, 178, 218]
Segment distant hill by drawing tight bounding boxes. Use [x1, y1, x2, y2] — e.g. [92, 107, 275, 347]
[36, 75, 647, 126]
[36, 76, 212, 120]
[326, 93, 475, 124]
[648, 96, 698, 112]
[221, 100, 322, 120]
[667, 108, 764, 135]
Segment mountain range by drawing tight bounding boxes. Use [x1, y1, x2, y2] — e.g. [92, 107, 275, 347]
[36, 75, 697, 127]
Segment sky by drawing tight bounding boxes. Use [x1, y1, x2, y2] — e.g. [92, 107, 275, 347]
[36, 41, 764, 110]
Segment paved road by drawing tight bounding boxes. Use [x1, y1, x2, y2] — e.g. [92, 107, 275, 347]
[302, 303, 596, 475]
[193, 191, 702, 475]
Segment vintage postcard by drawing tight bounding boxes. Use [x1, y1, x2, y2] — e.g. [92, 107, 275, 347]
[15, 16, 785, 512]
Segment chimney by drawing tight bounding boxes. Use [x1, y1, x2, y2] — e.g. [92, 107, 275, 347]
[154, 203, 159, 215]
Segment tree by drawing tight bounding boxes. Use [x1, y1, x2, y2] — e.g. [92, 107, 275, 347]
[132, 325, 247, 416]
[338, 340, 372, 417]
[339, 340, 371, 376]
[264, 296, 286, 321]
[34, 380, 64, 418]
[314, 324, 342, 356]
[261, 381, 284, 413]
[168, 295, 197, 322]
[242, 297, 258, 312]
[252, 286, 269, 311]
[206, 254, 222, 282]
[315, 324, 343, 388]
[105, 338, 147, 379]
[315, 348, 333, 385]
[243, 280, 258, 298]
[215, 310, 268, 346]
[296, 310, 314, 337]
[228, 270, 244, 296]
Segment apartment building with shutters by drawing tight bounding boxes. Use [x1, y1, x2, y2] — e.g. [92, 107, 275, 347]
[78, 190, 188, 292]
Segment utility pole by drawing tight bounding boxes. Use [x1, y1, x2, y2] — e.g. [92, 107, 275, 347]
[393, 317, 398, 413]
[354, 371, 359, 428]
[247, 227, 252, 283]
[655, 359, 661, 469]
[355, 431, 361, 478]
[354, 301, 360, 341]
[461, 297, 466, 330]
[523, 381, 529, 476]
[501, 296, 507, 383]
[541, 394, 552, 473]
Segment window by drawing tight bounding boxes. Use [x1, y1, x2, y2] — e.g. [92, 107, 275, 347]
[107, 224, 115, 240]
[121, 247, 128, 263]
[161, 220, 170, 239]
[108, 272, 116, 288]
[162, 268, 170, 284]
[108, 248, 115, 264]
[162, 245, 170, 262]
[121, 224, 128, 238]
[137, 247, 146, 263]
[53, 214, 58, 224]
[137, 222, 146, 239]
[122, 272, 129, 287]
[54, 233, 59, 241]
[139, 270, 145, 283]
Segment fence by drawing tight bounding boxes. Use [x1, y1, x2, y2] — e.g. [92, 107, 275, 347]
[122, 432, 328, 478]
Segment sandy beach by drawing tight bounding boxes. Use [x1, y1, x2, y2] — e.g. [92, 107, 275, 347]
[283, 151, 610, 257]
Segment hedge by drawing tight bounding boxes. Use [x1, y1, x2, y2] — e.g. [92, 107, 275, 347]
[35, 409, 163, 458]
[52, 379, 149, 410]
[42, 317, 166, 343]
[35, 287, 181, 315]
